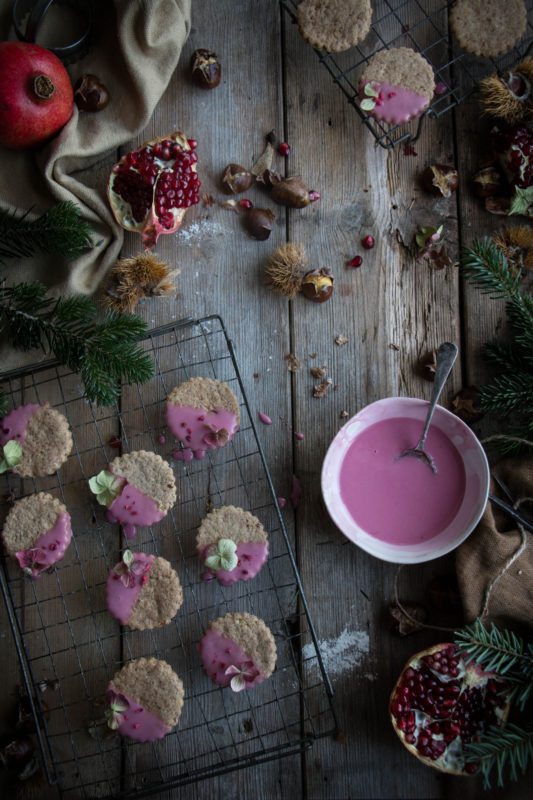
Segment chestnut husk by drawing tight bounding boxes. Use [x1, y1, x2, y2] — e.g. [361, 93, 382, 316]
[300, 268, 334, 302]
[271, 175, 310, 208]
[243, 207, 275, 240]
[221, 163, 253, 194]
[472, 165, 503, 198]
[421, 164, 459, 198]
[190, 49, 221, 89]
[74, 74, 110, 112]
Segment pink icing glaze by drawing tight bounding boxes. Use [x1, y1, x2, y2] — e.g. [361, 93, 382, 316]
[359, 80, 430, 124]
[106, 483, 165, 540]
[166, 404, 238, 461]
[16, 511, 71, 578]
[198, 541, 269, 586]
[106, 553, 155, 624]
[106, 686, 169, 742]
[199, 628, 265, 689]
[339, 417, 466, 545]
[0, 403, 40, 447]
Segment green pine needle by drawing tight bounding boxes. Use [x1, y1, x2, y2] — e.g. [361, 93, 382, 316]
[464, 723, 533, 790]
[0, 281, 154, 406]
[0, 201, 95, 262]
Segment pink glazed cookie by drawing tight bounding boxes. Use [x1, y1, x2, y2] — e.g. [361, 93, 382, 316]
[197, 506, 269, 586]
[89, 450, 177, 540]
[106, 551, 183, 630]
[0, 402, 72, 477]
[199, 612, 277, 691]
[106, 658, 184, 742]
[2, 492, 72, 578]
[165, 377, 240, 462]
[358, 48, 435, 125]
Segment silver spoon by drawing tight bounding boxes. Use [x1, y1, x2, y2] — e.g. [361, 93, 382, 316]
[399, 341, 458, 472]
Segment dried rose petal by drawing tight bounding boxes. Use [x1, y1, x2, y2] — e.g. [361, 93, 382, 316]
[258, 412, 273, 425]
[277, 497, 286, 509]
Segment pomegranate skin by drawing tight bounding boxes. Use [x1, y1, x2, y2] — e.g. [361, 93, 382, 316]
[0, 41, 74, 150]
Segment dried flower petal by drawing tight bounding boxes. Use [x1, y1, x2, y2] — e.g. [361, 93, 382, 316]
[258, 411, 273, 425]
[310, 365, 327, 379]
[284, 353, 301, 372]
[313, 379, 332, 398]
[335, 335, 348, 346]
[251, 141, 274, 176]
[277, 497, 286, 509]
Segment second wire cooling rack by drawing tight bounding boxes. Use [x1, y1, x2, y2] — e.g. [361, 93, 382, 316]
[282, 0, 533, 148]
[0, 315, 338, 800]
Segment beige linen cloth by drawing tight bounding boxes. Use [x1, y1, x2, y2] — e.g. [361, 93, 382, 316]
[456, 456, 533, 630]
[0, 0, 191, 370]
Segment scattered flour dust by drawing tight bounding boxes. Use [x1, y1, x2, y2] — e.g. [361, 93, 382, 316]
[176, 219, 227, 245]
[302, 626, 375, 680]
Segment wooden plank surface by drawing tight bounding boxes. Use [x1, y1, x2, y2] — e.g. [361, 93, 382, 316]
[1, 1, 533, 798]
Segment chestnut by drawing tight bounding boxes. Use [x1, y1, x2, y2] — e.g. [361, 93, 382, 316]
[300, 268, 334, 302]
[271, 176, 310, 208]
[417, 349, 438, 381]
[74, 74, 110, 112]
[221, 163, 253, 194]
[472, 165, 503, 198]
[421, 164, 459, 198]
[452, 386, 484, 424]
[190, 49, 221, 89]
[243, 207, 275, 240]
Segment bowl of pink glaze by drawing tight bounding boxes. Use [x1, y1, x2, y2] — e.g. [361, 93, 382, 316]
[321, 397, 489, 564]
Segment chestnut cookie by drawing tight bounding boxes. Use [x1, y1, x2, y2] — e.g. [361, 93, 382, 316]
[106, 552, 183, 630]
[359, 48, 435, 125]
[450, 0, 527, 59]
[297, 0, 372, 52]
[106, 658, 184, 742]
[89, 450, 177, 540]
[199, 612, 277, 691]
[2, 493, 72, 578]
[197, 506, 269, 586]
[0, 402, 72, 477]
[165, 377, 240, 461]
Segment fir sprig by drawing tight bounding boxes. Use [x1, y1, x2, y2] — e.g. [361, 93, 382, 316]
[465, 723, 533, 790]
[460, 238, 533, 453]
[0, 202, 95, 262]
[0, 281, 154, 406]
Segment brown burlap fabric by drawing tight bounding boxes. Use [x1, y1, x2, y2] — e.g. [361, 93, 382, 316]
[456, 456, 533, 629]
[0, 0, 191, 369]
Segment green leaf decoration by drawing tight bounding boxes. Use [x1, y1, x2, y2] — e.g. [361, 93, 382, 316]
[360, 98, 376, 111]
[89, 470, 121, 506]
[364, 83, 379, 98]
[509, 186, 533, 217]
[205, 538, 238, 572]
[0, 440, 22, 474]
[122, 549, 133, 567]
[230, 674, 247, 692]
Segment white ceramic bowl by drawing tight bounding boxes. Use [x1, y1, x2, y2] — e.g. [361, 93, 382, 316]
[321, 397, 489, 564]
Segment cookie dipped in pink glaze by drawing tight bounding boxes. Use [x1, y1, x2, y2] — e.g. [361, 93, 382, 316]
[0, 403, 72, 477]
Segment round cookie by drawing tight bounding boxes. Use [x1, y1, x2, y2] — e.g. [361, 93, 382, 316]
[450, 0, 527, 59]
[165, 377, 240, 462]
[199, 612, 277, 691]
[197, 506, 269, 587]
[89, 450, 176, 540]
[358, 48, 435, 125]
[296, 0, 372, 52]
[0, 402, 72, 477]
[106, 657, 184, 742]
[106, 551, 183, 630]
[2, 492, 72, 578]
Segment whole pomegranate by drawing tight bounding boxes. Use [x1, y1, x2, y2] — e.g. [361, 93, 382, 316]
[0, 42, 73, 150]
[390, 643, 509, 775]
[491, 122, 533, 189]
[108, 132, 200, 248]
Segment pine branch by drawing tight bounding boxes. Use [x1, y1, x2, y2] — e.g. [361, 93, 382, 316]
[461, 239, 523, 298]
[479, 372, 533, 415]
[483, 341, 533, 373]
[455, 620, 533, 709]
[464, 723, 533, 790]
[0, 282, 154, 406]
[0, 202, 95, 262]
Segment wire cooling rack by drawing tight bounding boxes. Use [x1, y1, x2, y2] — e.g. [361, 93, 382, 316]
[282, 0, 533, 148]
[0, 316, 338, 800]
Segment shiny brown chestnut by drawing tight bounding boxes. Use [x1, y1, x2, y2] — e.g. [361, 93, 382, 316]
[190, 49, 221, 89]
[243, 207, 275, 240]
[74, 74, 110, 112]
[271, 175, 310, 208]
[221, 163, 253, 194]
[300, 268, 334, 302]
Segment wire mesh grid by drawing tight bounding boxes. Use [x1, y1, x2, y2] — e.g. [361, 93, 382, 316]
[0, 316, 338, 800]
[282, 0, 533, 148]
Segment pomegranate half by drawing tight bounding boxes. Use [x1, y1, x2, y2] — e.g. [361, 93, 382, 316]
[107, 132, 200, 249]
[0, 41, 73, 150]
[389, 643, 509, 775]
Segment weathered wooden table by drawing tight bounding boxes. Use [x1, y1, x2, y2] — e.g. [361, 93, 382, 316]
[1, 1, 532, 798]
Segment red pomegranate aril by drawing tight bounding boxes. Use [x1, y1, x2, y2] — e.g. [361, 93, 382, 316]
[239, 199, 253, 209]
[362, 235, 375, 249]
[278, 142, 291, 156]
[188, 139, 197, 149]
[349, 255, 363, 268]
[309, 190, 321, 202]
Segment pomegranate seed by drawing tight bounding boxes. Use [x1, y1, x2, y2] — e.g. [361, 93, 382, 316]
[348, 255, 362, 268]
[388, 91, 396, 98]
[278, 142, 291, 156]
[109, 436, 122, 448]
[239, 199, 253, 209]
[362, 235, 375, 249]
[309, 190, 321, 202]
[188, 139, 197, 149]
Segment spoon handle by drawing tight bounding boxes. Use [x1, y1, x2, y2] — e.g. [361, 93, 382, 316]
[417, 342, 458, 449]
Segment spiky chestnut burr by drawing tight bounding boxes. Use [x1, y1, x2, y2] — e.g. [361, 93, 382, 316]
[101, 253, 179, 313]
[492, 225, 533, 275]
[265, 243, 306, 299]
[479, 58, 533, 124]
